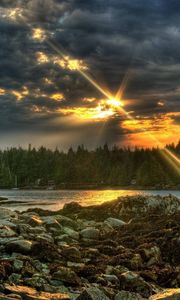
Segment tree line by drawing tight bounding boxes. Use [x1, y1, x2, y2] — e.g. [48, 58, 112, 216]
[0, 142, 180, 188]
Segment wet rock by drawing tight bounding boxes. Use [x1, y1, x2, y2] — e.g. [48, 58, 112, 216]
[52, 266, 81, 286]
[139, 244, 161, 263]
[8, 273, 21, 284]
[118, 271, 152, 298]
[0, 208, 17, 219]
[104, 217, 126, 228]
[43, 217, 63, 235]
[4, 284, 70, 299]
[0, 226, 16, 238]
[103, 274, 119, 284]
[130, 254, 143, 270]
[115, 290, 145, 299]
[27, 216, 43, 227]
[77, 287, 110, 300]
[61, 246, 81, 262]
[6, 240, 33, 254]
[55, 215, 78, 230]
[63, 227, 79, 240]
[13, 260, 23, 272]
[31, 240, 61, 261]
[149, 288, 180, 299]
[80, 228, 100, 240]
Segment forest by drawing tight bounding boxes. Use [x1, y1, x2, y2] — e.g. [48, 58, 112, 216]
[0, 142, 180, 189]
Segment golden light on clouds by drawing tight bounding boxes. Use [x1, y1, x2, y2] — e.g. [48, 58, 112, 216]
[60, 106, 114, 120]
[50, 93, 64, 101]
[36, 52, 49, 64]
[12, 86, 29, 101]
[59, 98, 124, 120]
[6, 8, 23, 21]
[44, 78, 53, 85]
[32, 28, 46, 42]
[0, 88, 5, 95]
[54, 56, 87, 72]
[122, 113, 180, 147]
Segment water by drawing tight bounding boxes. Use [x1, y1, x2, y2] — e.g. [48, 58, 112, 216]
[0, 189, 179, 212]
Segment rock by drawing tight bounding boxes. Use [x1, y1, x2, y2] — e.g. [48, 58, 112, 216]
[80, 228, 100, 240]
[0, 220, 17, 229]
[0, 208, 17, 219]
[4, 284, 70, 299]
[115, 290, 145, 299]
[149, 288, 180, 299]
[52, 266, 81, 286]
[43, 217, 63, 235]
[104, 217, 126, 228]
[139, 245, 161, 261]
[130, 254, 143, 270]
[55, 215, 78, 229]
[63, 227, 79, 240]
[13, 260, 24, 272]
[6, 239, 33, 254]
[8, 273, 21, 284]
[103, 274, 119, 284]
[31, 240, 61, 261]
[118, 271, 152, 298]
[77, 287, 110, 300]
[27, 216, 43, 227]
[61, 246, 81, 262]
[0, 226, 16, 238]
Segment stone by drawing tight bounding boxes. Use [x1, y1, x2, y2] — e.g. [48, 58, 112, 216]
[6, 239, 33, 254]
[61, 246, 81, 262]
[118, 271, 152, 298]
[55, 215, 78, 229]
[115, 290, 144, 299]
[0, 208, 17, 219]
[104, 217, 126, 228]
[77, 287, 110, 300]
[63, 227, 79, 240]
[80, 228, 100, 240]
[4, 284, 70, 299]
[13, 260, 24, 272]
[149, 289, 180, 300]
[52, 266, 81, 286]
[27, 216, 43, 227]
[0, 226, 16, 238]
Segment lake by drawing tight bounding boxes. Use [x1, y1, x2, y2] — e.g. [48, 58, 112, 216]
[0, 189, 179, 212]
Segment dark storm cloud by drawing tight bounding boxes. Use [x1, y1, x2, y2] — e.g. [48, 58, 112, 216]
[0, 0, 180, 147]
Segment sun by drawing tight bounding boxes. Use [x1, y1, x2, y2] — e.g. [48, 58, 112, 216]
[106, 98, 124, 108]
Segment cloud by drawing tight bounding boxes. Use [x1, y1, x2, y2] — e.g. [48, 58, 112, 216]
[0, 0, 180, 148]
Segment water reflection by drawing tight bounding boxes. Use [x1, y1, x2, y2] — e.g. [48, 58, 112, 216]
[0, 189, 179, 211]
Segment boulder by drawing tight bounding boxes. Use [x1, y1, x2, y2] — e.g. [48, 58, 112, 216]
[118, 271, 152, 298]
[4, 284, 70, 299]
[6, 239, 33, 254]
[0, 208, 17, 219]
[27, 216, 43, 227]
[80, 228, 100, 240]
[77, 287, 110, 300]
[0, 226, 16, 238]
[52, 266, 81, 286]
[104, 217, 126, 228]
[149, 289, 180, 300]
[61, 246, 81, 262]
[63, 227, 79, 240]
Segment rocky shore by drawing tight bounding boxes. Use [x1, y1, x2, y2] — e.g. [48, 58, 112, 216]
[0, 194, 179, 300]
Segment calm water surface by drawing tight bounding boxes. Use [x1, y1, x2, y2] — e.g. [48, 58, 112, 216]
[0, 189, 179, 211]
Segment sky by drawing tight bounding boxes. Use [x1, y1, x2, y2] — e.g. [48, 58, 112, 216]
[0, 0, 180, 150]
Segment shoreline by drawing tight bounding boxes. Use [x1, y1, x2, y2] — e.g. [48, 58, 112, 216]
[0, 194, 179, 299]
